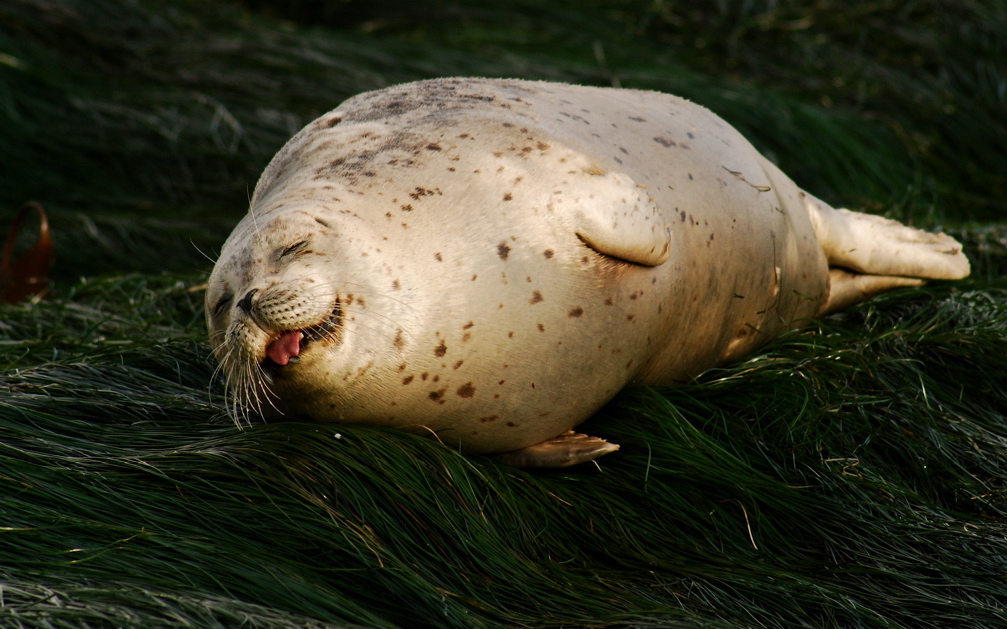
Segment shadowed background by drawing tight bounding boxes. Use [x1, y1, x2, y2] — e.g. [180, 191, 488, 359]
[1, 1, 1007, 627]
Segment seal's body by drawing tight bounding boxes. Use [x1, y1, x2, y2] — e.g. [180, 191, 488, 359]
[206, 79, 969, 466]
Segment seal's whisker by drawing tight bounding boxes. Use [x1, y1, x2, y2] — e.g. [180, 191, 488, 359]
[220, 340, 269, 429]
[342, 308, 419, 344]
[230, 355, 254, 428]
[207, 354, 232, 416]
[191, 241, 219, 265]
[308, 278, 420, 314]
[252, 362, 282, 417]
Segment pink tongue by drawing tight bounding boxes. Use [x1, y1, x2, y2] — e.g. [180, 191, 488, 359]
[266, 330, 302, 365]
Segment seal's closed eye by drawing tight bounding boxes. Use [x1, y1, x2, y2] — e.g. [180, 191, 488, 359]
[212, 292, 233, 318]
[278, 240, 309, 260]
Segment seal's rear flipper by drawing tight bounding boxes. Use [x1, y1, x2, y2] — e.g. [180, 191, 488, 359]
[494, 431, 620, 468]
[802, 192, 970, 280]
[822, 269, 925, 315]
[800, 191, 970, 314]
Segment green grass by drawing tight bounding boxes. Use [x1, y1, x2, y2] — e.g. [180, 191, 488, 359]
[2, 0, 1007, 627]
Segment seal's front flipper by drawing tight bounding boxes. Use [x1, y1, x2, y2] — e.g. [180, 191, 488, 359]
[494, 431, 620, 468]
[563, 170, 672, 266]
[802, 192, 970, 280]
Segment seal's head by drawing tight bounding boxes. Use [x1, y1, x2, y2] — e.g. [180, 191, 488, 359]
[206, 206, 359, 424]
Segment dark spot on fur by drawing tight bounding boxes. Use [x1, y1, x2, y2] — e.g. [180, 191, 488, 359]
[654, 136, 676, 148]
[426, 143, 442, 151]
[409, 187, 438, 200]
[537, 323, 545, 332]
[393, 329, 405, 350]
[543, 249, 554, 259]
[479, 415, 499, 423]
[530, 290, 543, 304]
[315, 217, 333, 228]
[630, 116, 646, 122]
[457, 383, 476, 398]
[402, 375, 414, 385]
[401, 204, 413, 211]
[568, 307, 584, 318]
[463, 321, 474, 329]
[503, 192, 513, 201]
[497, 243, 510, 260]
[454, 360, 464, 369]
[429, 389, 446, 403]
[435, 252, 443, 262]
[434, 341, 447, 357]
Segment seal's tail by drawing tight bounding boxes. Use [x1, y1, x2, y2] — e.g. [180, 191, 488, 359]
[800, 191, 970, 315]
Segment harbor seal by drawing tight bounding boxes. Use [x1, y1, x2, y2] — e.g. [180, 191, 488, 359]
[205, 78, 969, 467]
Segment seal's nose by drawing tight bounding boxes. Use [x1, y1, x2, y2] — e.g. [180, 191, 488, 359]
[237, 288, 258, 314]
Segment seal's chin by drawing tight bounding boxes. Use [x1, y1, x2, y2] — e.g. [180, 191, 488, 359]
[261, 305, 342, 377]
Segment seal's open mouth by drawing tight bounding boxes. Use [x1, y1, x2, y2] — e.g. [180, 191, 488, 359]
[266, 330, 303, 366]
[262, 304, 342, 371]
